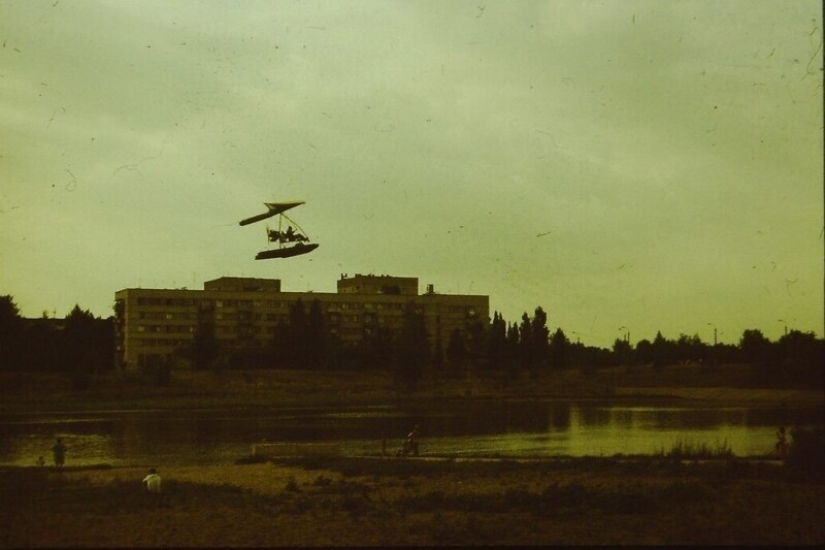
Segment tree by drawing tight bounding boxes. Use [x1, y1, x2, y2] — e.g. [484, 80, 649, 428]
[464, 318, 487, 371]
[191, 302, 219, 371]
[62, 305, 103, 371]
[360, 325, 393, 370]
[272, 299, 310, 368]
[518, 312, 533, 370]
[504, 322, 520, 382]
[675, 333, 706, 364]
[394, 302, 430, 391]
[776, 330, 824, 387]
[305, 300, 327, 368]
[57, 305, 114, 386]
[22, 312, 62, 372]
[778, 330, 823, 370]
[612, 338, 632, 366]
[530, 307, 550, 369]
[445, 328, 467, 378]
[548, 327, 569, 369]
[739, 329, 772, 365]
[0, 295, 24, 371]
[651, 331, 672, 369]
[486, 312, 507, 371]
[635, 339, 653, 366]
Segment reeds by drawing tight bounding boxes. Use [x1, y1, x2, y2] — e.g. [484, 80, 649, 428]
[657, 438, 733, 459]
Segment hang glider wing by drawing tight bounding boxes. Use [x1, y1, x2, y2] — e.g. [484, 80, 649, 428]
[239, 200, 305, 226]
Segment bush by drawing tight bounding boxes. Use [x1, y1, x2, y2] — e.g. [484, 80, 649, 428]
[786, 427, 825, 478]
[140, 361, 170, 387]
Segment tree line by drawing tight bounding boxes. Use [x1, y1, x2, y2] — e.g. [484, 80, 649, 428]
[0, 296, 113, 388]
[1, 294, 822, 390]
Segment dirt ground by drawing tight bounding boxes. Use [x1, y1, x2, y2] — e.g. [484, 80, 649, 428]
[2, 456, 823, 547]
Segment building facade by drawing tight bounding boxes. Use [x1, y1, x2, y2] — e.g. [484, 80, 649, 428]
[114, 274, 489, 371]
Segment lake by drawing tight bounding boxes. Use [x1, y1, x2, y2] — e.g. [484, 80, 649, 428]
[1, 400, 821, 467]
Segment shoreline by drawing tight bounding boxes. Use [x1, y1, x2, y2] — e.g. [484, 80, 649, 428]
[3, 388, 821, 415]
[2, 390, 820, 418]
[1, 364, 821, 417]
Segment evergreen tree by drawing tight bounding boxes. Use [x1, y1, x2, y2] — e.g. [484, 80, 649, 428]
[487, 311, 507, 371]
[531, 307, 550, 369]
[518, 312, 532, 369]
[548, 327, 568, 369]
[464, 318, 486, 371]
[505, 322, 520, 380]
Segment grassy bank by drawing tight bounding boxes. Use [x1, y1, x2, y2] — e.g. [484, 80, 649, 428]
[2, 362, 820, 414]
[2, 456, 823, 546]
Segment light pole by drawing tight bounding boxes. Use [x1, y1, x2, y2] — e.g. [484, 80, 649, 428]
[778, 319, 788, 338]
[706, 323, 717, 346]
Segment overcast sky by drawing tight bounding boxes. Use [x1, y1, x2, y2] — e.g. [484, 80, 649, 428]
[1, 0, 822, 348]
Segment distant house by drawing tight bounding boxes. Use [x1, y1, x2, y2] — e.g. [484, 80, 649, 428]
[114, 274, 489, 371]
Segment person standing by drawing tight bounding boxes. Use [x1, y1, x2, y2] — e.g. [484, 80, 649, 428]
[405, 425, 421, 457]
[51, 438, 66, 469]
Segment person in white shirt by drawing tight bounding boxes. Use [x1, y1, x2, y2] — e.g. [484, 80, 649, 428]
[142, 468, 162, 493]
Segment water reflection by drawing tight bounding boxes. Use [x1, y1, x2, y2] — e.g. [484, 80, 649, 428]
[0, 401, 821, 467]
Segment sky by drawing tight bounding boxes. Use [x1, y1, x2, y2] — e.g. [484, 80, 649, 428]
[1, 0, 822, 349]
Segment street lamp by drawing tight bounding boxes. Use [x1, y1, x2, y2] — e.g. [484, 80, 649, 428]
[618, 326, 629, 344]
[778, 319, 788, 337]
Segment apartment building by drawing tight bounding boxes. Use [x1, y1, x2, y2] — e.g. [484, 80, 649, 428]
[114, 274, 489, 371]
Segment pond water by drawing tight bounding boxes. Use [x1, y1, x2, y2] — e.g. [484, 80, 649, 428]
[0, 400, 821, 467]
